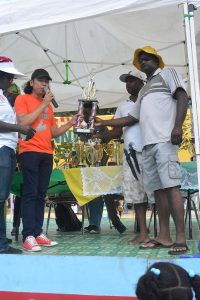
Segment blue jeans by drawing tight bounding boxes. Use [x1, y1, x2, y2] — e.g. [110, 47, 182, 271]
[88, 197, 104, 227]
[20, 152, 53, 241]
[0, 146, 16, 251]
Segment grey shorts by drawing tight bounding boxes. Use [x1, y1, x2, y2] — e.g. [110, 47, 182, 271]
[122, 152, 154, 204]
[142, 142, 181, 192]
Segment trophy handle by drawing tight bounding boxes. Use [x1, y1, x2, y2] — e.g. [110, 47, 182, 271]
[76, 100, 83, 127]
[89, 102, 98, 129]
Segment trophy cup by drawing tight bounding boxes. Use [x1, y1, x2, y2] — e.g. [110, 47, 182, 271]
[74, 76, 98, 134]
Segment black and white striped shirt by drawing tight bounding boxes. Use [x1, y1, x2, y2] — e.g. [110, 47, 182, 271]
[129, 68, 186, 147]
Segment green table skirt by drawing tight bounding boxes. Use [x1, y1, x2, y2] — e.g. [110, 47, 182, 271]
[11, 169, 71, 197]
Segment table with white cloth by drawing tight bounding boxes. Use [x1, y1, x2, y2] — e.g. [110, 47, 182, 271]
[11, 163, 199, 238]
[62, 166, 123, 206]
[63, 162, 199, 203]
[63, 163, 199, 239]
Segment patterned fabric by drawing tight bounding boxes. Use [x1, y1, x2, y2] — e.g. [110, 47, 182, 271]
[181, 166, 198, 190]
[122, 153, 154, 204]
[81, 166, 123, 196]
[62, 163, 195, 206]
[6, 83, 21, 95]
[122, 153, 146, 204]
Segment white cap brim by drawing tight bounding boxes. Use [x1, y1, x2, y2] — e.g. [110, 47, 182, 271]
[0, 62, 24, 78]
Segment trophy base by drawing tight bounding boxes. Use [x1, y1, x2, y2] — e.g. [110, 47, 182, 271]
[74, 128, 95, 134]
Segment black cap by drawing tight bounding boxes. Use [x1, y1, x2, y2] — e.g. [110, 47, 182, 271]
[31, 69, 52, 80]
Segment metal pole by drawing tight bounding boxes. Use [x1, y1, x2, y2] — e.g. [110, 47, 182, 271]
[183, 3, 200, 201]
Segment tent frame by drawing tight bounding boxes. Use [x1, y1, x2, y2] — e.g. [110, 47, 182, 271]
[184, 2, 200, 199]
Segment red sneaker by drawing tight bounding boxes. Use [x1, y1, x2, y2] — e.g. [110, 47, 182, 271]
[22, 236, 41, 252]
[35, 234, 58, 247]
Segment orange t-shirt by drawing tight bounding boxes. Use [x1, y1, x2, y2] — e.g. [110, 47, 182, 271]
[14, 94, 56, 154]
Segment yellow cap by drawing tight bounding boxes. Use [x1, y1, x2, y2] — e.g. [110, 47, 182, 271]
[133, 46, 165, 71]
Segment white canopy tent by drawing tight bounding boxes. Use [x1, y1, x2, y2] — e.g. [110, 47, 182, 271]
[0, 0, 199, 112]
[1, 0, 200, 192]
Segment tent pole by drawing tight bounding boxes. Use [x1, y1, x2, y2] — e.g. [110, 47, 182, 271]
[184, 3, 200, 200]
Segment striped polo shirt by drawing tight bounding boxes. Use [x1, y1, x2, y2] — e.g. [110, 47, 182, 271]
[129, 68, 186, 147]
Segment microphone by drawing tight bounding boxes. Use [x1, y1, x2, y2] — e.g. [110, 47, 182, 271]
[44, 87, 59, 108]
[51, 98, 59, 108]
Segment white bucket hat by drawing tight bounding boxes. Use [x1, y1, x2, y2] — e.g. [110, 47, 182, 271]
[0, 56, 24, 78]
[119, 70, 146, 82]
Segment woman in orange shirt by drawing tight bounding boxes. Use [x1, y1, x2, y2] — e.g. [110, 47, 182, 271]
[15, 69, 77, 252]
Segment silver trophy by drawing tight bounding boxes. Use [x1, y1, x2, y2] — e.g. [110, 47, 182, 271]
[74, 76, 98, 134]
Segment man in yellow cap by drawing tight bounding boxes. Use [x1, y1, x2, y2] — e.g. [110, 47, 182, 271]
[95, 46, 189, 255]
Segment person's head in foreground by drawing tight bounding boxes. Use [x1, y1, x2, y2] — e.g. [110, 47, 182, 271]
[136, 262, 200, 300]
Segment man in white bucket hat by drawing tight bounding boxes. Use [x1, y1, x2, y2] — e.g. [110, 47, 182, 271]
[0, 56, 35, 254]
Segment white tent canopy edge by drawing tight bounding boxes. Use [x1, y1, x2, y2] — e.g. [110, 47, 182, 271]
[1, 1, 200, 112]
[0, 0, 189, 35]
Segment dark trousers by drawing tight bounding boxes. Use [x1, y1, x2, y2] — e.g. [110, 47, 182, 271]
[0, 146, 16, 251]
[20, 152, 53, 241]
[103, 195, 121, 225]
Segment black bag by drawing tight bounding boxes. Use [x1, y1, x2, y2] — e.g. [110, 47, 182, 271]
[54, 203, 82, 232]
